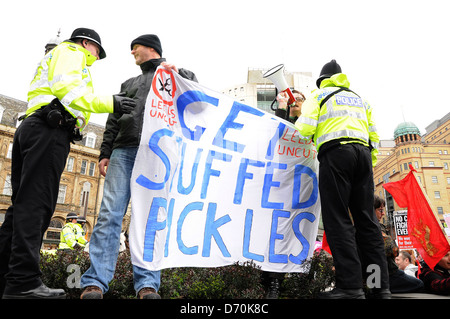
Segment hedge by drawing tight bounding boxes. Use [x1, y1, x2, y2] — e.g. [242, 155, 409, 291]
[39, 248, 335, 299]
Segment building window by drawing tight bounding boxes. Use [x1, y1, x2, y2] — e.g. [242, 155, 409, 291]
[434, 191, 441, 199]
[57, 185, 67, 204]
[6, 143, 13, 159]
[46, 219, 63, 243]
[66, 157, 75, 172]
[80, 182, 91, 211]
[437, 207, 444, 215]
[444, 162, 448, 170]
[414, 161, 419, 169]
[49, 220, 63, 229]
[2, 174, 12, 196]
[447, 177, 450, 185]
[88, 162, 96, 176]
[429, 161, 435, 167]
[432, 176, 438, 184]
[80, 160, 87, 174]
[85, 132, 96, 148]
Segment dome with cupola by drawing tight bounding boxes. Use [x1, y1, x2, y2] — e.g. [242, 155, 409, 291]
[394, 121, 421, 144]
[394, 122, 421, 139]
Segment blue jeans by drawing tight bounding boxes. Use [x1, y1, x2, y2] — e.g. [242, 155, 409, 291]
[80, 147, 160, 294]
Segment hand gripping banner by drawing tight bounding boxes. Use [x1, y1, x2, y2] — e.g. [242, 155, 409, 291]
[129, 67, 321, 272]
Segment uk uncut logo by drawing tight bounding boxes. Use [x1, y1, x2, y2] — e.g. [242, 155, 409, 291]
[150, 68, 178, 126]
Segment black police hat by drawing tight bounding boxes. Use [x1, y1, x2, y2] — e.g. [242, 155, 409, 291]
[316, 59, 342, 88]
[70, 27, 106, 59]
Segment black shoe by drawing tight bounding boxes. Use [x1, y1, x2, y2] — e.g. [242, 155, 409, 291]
[317, 287, 365, 299]
[266, 279, 280, 299]
[367, 288, 391, 299]
[2, 284, 66, 299]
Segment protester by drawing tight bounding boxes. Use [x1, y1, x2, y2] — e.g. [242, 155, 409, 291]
[373, 195, 423, 294]
[396, 251, 418, 277]
[419, 250, 450, 295]
[0, 27, 135, 299]
[80, 34, 197, 299]
[275, 89, 305, 123]
[295, 60, 389, 299]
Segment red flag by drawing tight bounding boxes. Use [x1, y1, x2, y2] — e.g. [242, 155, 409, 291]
[383, 165, 450, 270]
[321, 232, 332, 255]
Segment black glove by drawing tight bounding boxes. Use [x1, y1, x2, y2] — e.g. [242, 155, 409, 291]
[113, 92, 136, 114]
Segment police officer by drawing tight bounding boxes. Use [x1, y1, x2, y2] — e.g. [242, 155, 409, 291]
[59, 213, 84, 250]
[295, 60, 390, 299]
[75, 217, 88, 247]
[0, 27, 136, 299]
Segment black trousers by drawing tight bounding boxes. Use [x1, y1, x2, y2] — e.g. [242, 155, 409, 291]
[0, 115, 70, 294]
[319, 143, 389, 290]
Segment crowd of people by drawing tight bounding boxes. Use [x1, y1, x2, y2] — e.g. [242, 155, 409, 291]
[0, 26, 449, 300]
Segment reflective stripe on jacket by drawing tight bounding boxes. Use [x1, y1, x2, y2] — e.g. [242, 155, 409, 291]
[59, 223, 78, 249]
[295, 73, 380, 166]
[26, 41, 114, 129]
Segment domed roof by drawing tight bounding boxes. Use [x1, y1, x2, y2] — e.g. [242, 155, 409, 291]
[394, 121, 421, 139]
[45, 29, 62, 50]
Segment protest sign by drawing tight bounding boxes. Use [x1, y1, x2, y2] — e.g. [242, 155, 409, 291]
[392, 210, 414, 249]
[129, 67, 321, 272]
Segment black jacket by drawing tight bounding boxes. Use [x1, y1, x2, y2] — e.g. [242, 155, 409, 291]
[99, 58, 197, 161]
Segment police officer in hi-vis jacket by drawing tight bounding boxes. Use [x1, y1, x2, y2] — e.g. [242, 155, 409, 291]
[0, 27, 136, 299]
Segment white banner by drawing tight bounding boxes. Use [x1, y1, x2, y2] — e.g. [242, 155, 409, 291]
[129, 67, 320, 272]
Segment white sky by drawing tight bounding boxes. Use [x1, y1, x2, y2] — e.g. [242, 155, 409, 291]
[1, 0, 449, 140]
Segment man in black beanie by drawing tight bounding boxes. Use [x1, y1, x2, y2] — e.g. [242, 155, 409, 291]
[80, 34, 197, 299]
[130, 34, 163, 57]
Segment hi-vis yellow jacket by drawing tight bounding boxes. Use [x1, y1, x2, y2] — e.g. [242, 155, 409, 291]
[26, 41, 114, 129]
[74, 223, 87, 246]
[295, 73, 380, 166]
[59, 222, 79, 249]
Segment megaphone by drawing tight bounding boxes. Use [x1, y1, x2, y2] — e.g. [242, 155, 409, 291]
[263, 64, 296, 105]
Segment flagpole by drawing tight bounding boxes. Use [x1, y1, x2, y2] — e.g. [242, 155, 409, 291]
[410, 166, 450, 247]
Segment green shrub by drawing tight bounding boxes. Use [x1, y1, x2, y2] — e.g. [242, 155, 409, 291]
[160, 261, 265, 299]
[281, 251, 335, 299]
[39, 249, 334, 299]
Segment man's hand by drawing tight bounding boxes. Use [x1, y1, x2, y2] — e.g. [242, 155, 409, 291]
[276, 92, 289, 110]
[113, 93, 136, 114]
[160, 62, 179, 73]
[99, 158, 110, 177]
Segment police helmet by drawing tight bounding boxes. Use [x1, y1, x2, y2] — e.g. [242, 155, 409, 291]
[70, 27, 106, 59]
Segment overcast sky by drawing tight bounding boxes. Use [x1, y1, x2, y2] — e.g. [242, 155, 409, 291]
[1, 0, 448, 140]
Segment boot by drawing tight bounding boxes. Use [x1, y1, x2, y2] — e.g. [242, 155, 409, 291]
[317, 287, 365, 299]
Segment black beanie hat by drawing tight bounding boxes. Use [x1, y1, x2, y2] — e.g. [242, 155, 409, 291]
[130, 34, 162, 57]
[316, 59, 342, 88]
